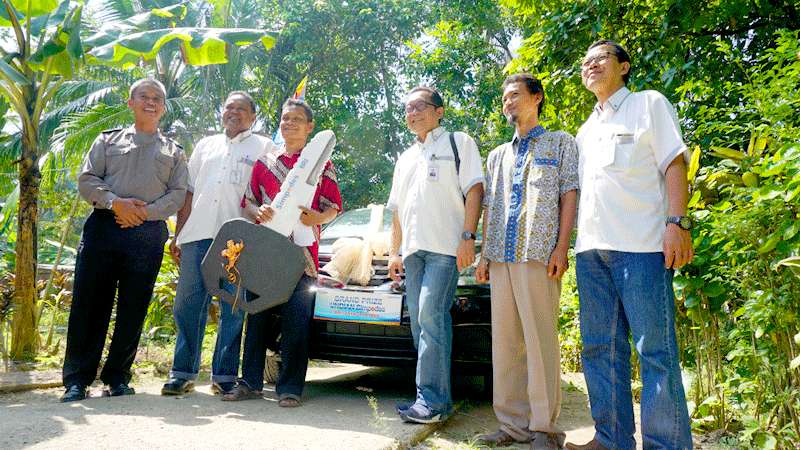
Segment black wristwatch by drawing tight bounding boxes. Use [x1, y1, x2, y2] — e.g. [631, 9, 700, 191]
[666, 216, 692, 230]
[461, 231, 476, 241]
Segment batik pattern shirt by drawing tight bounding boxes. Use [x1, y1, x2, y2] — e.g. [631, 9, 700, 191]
[244, 148, 342, 277]
[482, 126, 579, 264]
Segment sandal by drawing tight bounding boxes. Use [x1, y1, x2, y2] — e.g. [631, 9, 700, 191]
[278, 394, 302, 407]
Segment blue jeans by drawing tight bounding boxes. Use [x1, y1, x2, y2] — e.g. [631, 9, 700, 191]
[576, 250, 692, 450]
[169, 239, 245, 383]
[404, 250, 458, 415]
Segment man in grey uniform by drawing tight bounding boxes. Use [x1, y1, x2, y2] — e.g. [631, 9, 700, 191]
[61, 78, 188, 402]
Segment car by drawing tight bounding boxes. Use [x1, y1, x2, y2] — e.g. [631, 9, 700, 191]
[263, 207, 492, 390]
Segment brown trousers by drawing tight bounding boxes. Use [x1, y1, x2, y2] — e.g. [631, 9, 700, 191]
[489, 261, 563, 441]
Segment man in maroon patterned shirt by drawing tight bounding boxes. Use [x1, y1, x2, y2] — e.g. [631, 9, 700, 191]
[222, 98, 342, 407]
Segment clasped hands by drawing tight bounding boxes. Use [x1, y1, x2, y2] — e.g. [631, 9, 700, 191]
[113, 198, 148, 228]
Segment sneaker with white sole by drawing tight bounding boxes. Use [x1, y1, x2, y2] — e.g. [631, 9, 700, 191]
[399, 403, 446, 424]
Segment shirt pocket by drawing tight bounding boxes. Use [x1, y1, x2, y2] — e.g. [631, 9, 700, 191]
[528, 163, 558, 191]
[611, 132, 636, 168]
[104, 145, 132, 175]
[154, 152, 175, 183]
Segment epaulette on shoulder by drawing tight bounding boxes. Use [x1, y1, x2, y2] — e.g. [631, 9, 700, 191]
[101, 128, 123, 134]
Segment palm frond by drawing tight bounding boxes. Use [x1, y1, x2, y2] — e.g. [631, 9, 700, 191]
[85, 0, 137, 26]
[43, 103, 133, 189]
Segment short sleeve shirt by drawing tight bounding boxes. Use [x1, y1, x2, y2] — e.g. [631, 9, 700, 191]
[386, 127, 485, 259]
[482, 127, 579, 264]
[177, 130, 276, 246]
[575, 87, 688, 253]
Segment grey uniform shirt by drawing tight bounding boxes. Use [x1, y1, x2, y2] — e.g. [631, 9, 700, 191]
[78, 126, 189, 221]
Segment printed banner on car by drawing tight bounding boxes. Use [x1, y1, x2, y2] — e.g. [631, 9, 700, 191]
[313, 287, 403, 325]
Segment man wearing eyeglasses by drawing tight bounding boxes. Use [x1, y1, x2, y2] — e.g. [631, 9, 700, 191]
[387, 86, 485, 424]
[566, 40, 693, 450]
[62, 78, 188, 402]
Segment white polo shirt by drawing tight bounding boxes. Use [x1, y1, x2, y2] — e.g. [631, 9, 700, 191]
[387, 127, 484, 259]
[177, 130, 276, 246]
[575, 87, 688, 254]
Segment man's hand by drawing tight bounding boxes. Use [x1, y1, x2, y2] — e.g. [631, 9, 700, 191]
[112, 198, 148, 228]
[299, 206, 325, 227]
[456, 239, 476, 272]
[547, 244, 569, 279]
[388, 255, 404, 282]
[169, 239, 181, 265]
[256, 204, 275, 223]
[475, 258, 490, 284]
[663, 224, 694, 269]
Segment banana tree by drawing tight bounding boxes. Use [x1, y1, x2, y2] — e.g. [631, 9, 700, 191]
[0, 0, 275, 360]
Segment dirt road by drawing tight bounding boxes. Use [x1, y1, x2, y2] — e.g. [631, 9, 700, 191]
[1, 365, 632, 449]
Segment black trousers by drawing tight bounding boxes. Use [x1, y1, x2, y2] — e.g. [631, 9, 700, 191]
[241, 275, 315, 396]
[62, 210, 168, 387]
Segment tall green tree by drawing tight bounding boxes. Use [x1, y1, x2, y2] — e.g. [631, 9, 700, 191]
[0, 0, 274, 359]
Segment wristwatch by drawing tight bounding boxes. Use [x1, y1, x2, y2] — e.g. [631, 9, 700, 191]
[666, 216, 692, 230]
[461, 231, 476, 241]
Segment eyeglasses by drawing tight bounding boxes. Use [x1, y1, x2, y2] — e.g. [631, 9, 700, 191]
[581, 51, 614, 68]
[136, 94, 165, 104]
[404, 101, 438, 114]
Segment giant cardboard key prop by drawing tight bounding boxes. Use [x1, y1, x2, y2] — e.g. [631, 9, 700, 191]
[201, 130, 337, 314]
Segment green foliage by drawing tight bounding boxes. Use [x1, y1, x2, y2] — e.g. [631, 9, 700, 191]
[503, 0, 799, 444]
[145, 240, 179, 341]
[673, 32, 800, 445]
[558, 252, 581, 372]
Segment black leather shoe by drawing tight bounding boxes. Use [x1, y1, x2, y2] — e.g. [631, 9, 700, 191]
[102, 383, 135, 397]
[161, 378, 194, 396]
[60, 384, 88, 403]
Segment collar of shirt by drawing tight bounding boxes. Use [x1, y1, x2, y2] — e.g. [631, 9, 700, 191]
[593, 86, 632, 115]
[278, 146, 303, 163]
[226, 129, 253, 144]
[511, 125, 546, 153]
[417, 126, 446, 146]
[124, 125, 162, 146]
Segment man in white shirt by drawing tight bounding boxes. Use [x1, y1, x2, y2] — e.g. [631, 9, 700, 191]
[566, 40, 694, 450]
[387, 86, 484, 424]
[161, 92, 274, 396]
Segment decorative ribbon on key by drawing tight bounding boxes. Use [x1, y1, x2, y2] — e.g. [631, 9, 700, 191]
[221, 240, 244, 311]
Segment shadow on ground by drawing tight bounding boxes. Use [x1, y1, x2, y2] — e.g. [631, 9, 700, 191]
[1, 366, 598, 449]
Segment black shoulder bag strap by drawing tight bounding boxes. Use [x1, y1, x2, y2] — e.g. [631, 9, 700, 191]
[449, 132, 461, 176]
[449, 132, 465, 201]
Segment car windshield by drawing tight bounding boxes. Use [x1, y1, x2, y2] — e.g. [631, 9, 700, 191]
[321, 208, 394, 241]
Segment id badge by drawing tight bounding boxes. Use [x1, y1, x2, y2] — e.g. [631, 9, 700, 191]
[427, 163, 439, 181]
[229, 164, 243, 184]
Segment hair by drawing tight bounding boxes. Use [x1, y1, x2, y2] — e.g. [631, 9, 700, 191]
[129, 78, 167, 99]
[407, 86, 444, 108]
[502, 73, 545, 115]
[587, 39, 632, 84]
[282, 98, 314, 122]
[226, 91, 257, 113]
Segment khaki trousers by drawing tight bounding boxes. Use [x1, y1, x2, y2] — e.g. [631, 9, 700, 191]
[489, 261, 563, 441]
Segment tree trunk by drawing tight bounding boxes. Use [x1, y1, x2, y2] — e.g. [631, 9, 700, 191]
[10, 126, 41, 361]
